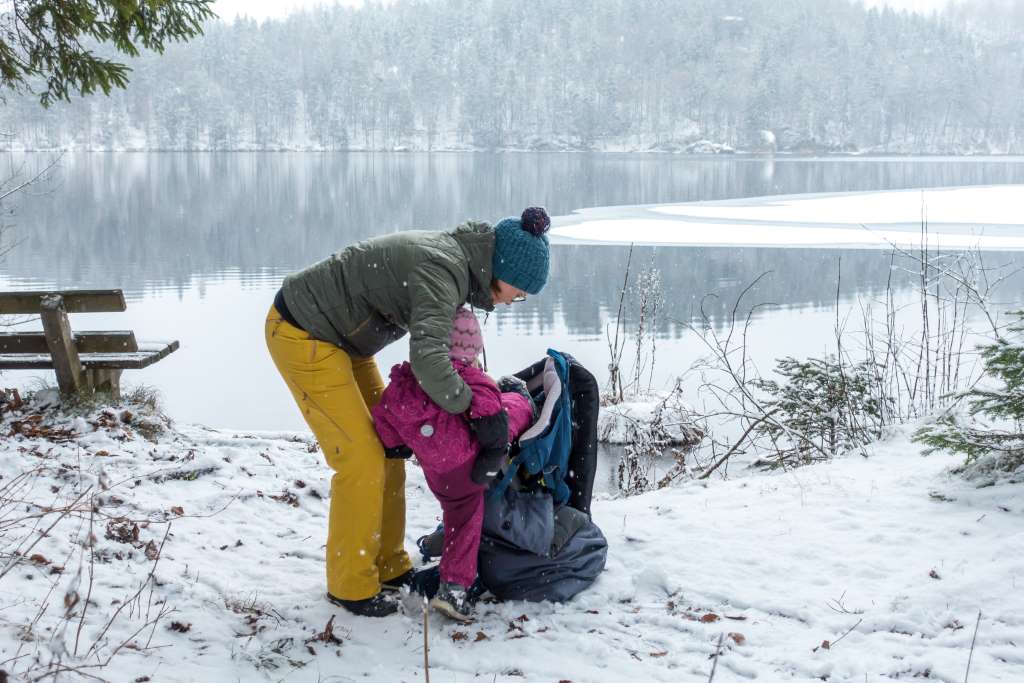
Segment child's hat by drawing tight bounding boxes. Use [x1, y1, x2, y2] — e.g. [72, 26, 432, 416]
[449, 307, 484, 364]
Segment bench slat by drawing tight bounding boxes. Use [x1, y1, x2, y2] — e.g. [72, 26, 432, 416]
[0, 331, 139, 354]
[0, 290, 127, 314]
[0, 340, 179, 371]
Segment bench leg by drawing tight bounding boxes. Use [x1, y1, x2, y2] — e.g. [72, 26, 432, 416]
[40, 295, 84, 396]
[85, 369, 122, 398]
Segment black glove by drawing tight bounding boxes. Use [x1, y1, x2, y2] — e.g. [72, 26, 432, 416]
[469, 410, 510, 485]
[471, 444, 508, 485]
[469, 410, 509, 452]
[384, 444, 414, 459]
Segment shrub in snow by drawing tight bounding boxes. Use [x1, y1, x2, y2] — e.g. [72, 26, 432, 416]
[5, 385, 171, 443]
[599, 390, 703, 447]
[604, 252, 665, 406]
[33, 388, 61, 410]
[750, 355, 888, 469]
[603, 382, 705, 496]
[915, 312, 1024, 480]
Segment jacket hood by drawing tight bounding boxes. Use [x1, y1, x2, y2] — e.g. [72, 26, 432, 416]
[450, 221, 496, 313]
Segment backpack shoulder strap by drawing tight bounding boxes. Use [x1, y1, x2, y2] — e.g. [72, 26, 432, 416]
[489, 349, 574, 502]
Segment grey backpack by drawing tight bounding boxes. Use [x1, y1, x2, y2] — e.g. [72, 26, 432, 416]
[476, 486, 608, 603]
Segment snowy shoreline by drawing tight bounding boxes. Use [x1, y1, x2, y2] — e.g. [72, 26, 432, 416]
[0, 397, 1020, 681]
[7, 144, 1024, 157]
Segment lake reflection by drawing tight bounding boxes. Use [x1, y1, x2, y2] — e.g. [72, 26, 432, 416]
[4, 152, 1024, 432]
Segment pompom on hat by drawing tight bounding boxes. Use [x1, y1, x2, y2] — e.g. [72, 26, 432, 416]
[449, 306, 484, 364]
[492, 207, 551, 295]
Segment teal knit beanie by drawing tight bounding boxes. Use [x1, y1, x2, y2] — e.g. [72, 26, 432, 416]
[492, 207, 551, 295]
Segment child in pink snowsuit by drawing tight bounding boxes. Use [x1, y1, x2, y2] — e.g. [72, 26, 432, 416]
[371, 307, 534, 620]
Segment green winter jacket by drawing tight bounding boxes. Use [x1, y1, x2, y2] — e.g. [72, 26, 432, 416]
[281, 222, 496, 414]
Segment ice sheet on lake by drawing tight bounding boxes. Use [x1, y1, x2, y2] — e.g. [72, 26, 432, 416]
[552, 184, 1024, 250]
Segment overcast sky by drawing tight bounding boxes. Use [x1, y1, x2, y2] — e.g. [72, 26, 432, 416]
[212, 0, 957, 21]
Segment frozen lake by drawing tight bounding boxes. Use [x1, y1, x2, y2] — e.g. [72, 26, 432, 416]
[554, 185, 1024, 249]
[3, 152, 1024, 440]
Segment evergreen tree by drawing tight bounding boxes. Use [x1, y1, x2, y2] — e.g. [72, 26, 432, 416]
[752, 356, 888, 467]
[915, 312, 1024, 473]
[0, 0, 215, 106]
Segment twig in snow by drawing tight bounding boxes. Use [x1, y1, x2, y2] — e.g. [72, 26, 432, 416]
[84, 523, 171, 660]
[698, 408, 780, 480]
[830, 618, 863, 649]
[0, 486, 93, 580]
[606, 243, 634, 403]
[73, 495, 97, 656]
[826, 591, 865, 616]
[707, 631, 724, 682]
[964, 610, 981, 683]
[423, 597, 430, 683]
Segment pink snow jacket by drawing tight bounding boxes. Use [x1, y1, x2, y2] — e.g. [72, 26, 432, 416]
[372, 360, 533, 474]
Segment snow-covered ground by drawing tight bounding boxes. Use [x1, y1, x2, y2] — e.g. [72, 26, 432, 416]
[0, 399, 1021, 682]
[551, 185, 1024, 250]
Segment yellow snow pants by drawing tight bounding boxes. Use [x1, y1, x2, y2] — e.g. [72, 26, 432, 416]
[265, 305, 412, 601]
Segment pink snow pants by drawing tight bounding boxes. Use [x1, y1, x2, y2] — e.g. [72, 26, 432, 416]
[422, 393, 532, 588]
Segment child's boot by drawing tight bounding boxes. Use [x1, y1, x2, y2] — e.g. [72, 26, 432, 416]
[430, 581, 474, 622]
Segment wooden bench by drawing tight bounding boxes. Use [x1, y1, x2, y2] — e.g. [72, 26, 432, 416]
[0, 289, 179, 397]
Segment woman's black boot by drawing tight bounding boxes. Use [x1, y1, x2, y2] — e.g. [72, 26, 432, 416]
[327, 591, 398, 617]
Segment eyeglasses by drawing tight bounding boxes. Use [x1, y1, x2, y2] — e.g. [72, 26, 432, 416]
[511, 293, 527, 303]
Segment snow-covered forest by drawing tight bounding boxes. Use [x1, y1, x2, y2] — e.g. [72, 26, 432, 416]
[4, 0, 1024, 153]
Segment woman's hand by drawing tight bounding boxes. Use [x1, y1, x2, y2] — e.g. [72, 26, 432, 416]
[469, 409, 510, 485]
[384, 444, 414, 459]
[471, 444, 508, 485]
[469, 409, 509, 452]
